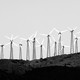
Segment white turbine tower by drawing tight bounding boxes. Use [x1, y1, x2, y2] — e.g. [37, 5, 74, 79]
[0, 45, 5, 59]
[51, 36, 57, 56]
[19, 44, 22, 60]
[61, 42, 70, 55]
[68, 27, 77, 54]
[20, 34, 34, 60]
[74, 35, 80, 53]
[53, 28, 68, 55]
[40, 28, 56, 58]
[32, 31, 40, 60]
[5, 34, 18, 59]
[36, 39, 46, 59]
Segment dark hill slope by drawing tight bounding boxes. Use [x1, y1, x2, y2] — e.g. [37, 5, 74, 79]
[0, 53, 80, 80]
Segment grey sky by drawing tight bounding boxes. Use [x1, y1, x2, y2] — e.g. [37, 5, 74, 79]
[0, 0, 80, 60]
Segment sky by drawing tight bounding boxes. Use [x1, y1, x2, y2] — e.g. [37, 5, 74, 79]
[0, 0, 80, 60]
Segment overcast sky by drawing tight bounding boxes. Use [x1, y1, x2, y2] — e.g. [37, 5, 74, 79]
[0, 0, 80, 60]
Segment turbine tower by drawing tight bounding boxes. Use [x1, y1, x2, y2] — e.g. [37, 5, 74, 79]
[68, 27, 77, 54]
[75, 37, 78, 53]
[40, 39, 46, 59]
[20, 34, 34, 60]
[75, 31, 80, 53]
[10, 40, 13, 59]
[32, 38, 36, 60]
[40, 28, 56, 58]
[61, 41, 70, 55]
[54, 28, 68, 55]
[19, 44, 22, 60]
[26, 39, 30, 60]
[5, 34, 18, 59]
[61, 46, 65, 55]
[40, 45, 43, 59]
[32, 31, 40, 60]
[36, 39, 46, 59]
[0, 45, 4, 59]
[47, 35, 51, 57]
[54, 42, 57, 56]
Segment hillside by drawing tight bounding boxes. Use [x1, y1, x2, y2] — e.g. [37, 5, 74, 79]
[0, 53, 80, 80]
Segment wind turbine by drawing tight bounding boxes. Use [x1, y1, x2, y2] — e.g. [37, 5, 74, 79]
[36, 39, 46, 59]
[0, 45, 5, 59]
[68, 27, 77, 54]
[61, 41, 70, 55]
[40, 28, 56, 58]
[32, 31, 41, 60]
[50, 36, 57, 56]
[5, 34, 18, 59]
[53, 28, 68, 55]
[74, 35, 80, 53]
[20, 34, 34, 60]
[19, 44, 22, 60]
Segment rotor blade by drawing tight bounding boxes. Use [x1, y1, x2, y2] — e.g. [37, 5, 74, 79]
[43, 46, 46, 51]
[13, 42, 18, 47]
[20, 38, 26, 41]
[40, 33, 47, 36]
[5, 36, 11, 40]
[13, 36, 19, 40]
[36, 39, 40, 44]
[34, 31, 38, 37]
[5, 42, 10, 46]
[54, 28, 59, 33]
[49, 28, 55, 34]
[67, 27, 72, 31]
[11, 34, 14, 40]
[61, 30, 68, 33]
[41, 39, 44, 45]
[28, 34, 34, 40]
[50, 35, 55, 41]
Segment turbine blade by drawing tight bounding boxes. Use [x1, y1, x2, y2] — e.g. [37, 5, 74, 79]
[41, 39, 44, 45]
[28, 34, 34, 40]
[54, 28, 59, 33]
[13, 36, 19, 40]
[40, 34, 47, 36]
[34, 31, 38, 37]
[67, 27, 72, 31]
[36, 39, 40, 44]
[49, 28, 55, 34]
[5, 42, 10, 46]
[61, 30, 68, 33]
[13, 42, 18, 47]
[11, 34, 14, 40]
[50, 35, 55, 41]
[5, 36, 11, 40]
[20, 38, 26, 40]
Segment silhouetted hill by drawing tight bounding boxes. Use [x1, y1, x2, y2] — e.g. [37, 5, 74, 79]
[0, 53, 80, 80]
